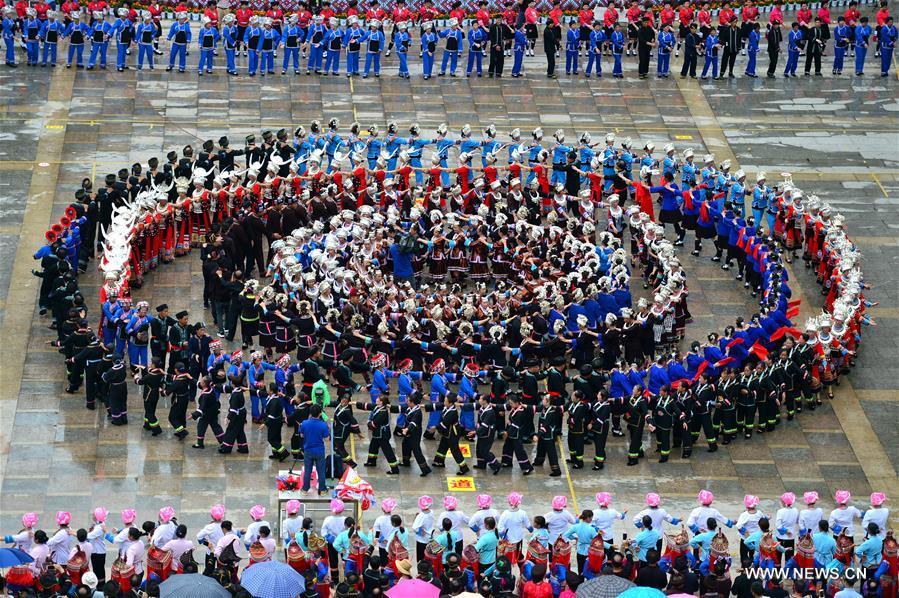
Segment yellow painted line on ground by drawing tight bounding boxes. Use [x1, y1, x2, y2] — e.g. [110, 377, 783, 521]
[872, 173, 889, 198]
[557, 438, 579, 514]
[349, 77, 358, 122]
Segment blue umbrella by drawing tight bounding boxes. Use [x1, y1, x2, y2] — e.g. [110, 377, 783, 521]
[619, 588, 666, 598]
[0, 548, 34, 568]
[239, 561, 305, 598]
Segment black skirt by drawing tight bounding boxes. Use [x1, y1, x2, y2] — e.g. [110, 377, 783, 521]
[682, 213, 698, 230]
[697, 224, 716, 239]
[659, 209, 682, 224]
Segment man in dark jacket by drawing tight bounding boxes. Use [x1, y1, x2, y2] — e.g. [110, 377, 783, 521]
[766, 22, 783, 77]
[488, 15, 511, 76]
[543, 22, 559, 77]
[680, 22, 701, 77]
[634, 550, 668, 590]
[720, 20, 741, 77]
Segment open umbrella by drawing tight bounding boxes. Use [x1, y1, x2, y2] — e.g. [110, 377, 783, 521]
[576, 575, 636, 598]
[385, 578, 441, 598]
[159, 573, 232, 598]
[619, 588, 666, 598]
[0, 548, 34, 568]
[239, 561, 306, 598]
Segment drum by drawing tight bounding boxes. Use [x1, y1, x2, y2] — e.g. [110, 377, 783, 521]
[709, 529, 730, 570]
[424, 539, 446, 577]
[551, 536, 571, 569]
[387, 534, 410, 574]
[586, 535, 605, 574]
[5, 565, 36, 591]
[248, 541, 271, 566]
[111, 557, 136, 593]
[794, 532, 816, 569]
[346, 534, 368, 575]
[287, 541, 309, 573]
[146, 546, 173, 581]
[759, 532, 779, 561]
[526, 538, 549, 565]
[461, 544, 480, 577]
[66, 547, 90, 586]
[497, 538, 519, 564]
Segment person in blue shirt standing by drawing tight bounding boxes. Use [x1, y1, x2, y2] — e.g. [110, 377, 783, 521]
[280, 14, 303, 74]
[343, 16, 364, 77]
[23, 8, 41, 66]
[565, 20, 580, 75]
[856, 522, 883, 572]
[700, 28, 722, 79]
[112, 8, 134, 72]
[406, 123, 431, 184]
[394, 20, 411, 78]
[511, 23, 527, 77]
[879, 16, 897, 77]
[363, 20, 384, 78]
[439, 18, 464, 76]
[550, 130, 571, 186]
[258, 17, 278, 76]
[783, 21, 803, 77]
[39, 11, 64, 67]
[221, 13, 239, 75]
[611, 23, 625, 78]
[832, 16, 850, 74]
[563, 510, 599, 576]
[390, 234, 415, 287]
[585, 21, 604, 77]
[64, 12, 90, 69]
[421, 20, 438, 79]
[633, 515, 661, 564]
[323, 18, 343, 76]
[657, 23, 675, 77]
[744, 22, 760, 77]
[467, 22, 487, 76]
[87, 11, 111, 70]
[166, 11, 191, 73]
[1, 6, 17, 68]
[299, 405, 330, 494]
[854, 16, 872, 76]
[197, 17, 220, 75]
[135, 12, 157, 70]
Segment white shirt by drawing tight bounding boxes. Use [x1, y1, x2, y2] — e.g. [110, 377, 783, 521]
[829, 506, 863, 537]
[197, 522, 224, 553]
[125, 540, 145, 574]
[372, 514, 395, 549]
[736, 510, 768, 536]
[152, 521, 176, 548]
[282, 516, 305, 545]
[29, 543, 50, 574]
[47, 528, 74, 564]
[862, 507, 889, 539]
[437, 510, 470, 534]
[633, 507, 677, 535]
[498, 508, 530, 543]
[322, 515, 346, 543]
[592, 508, 625, 540]
[469, 508, 499, 537]
[544, 509, 577, 543]
[87, 523, 108, 555]
[71, 540, 94, 565]
[161, 538, 194, 569]
[214, 532, 242, 558]
[245, 519, 272, 547]
[113, 528, 136, 557]
[775, 507, 799, 541]
[412, 511, 435, 544]
[7, 530, 33, 553]
[799, 507, 823, 535]
[686, 506, 728, 532]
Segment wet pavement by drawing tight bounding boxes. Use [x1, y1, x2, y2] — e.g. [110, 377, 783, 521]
[0, 46, 896, 547]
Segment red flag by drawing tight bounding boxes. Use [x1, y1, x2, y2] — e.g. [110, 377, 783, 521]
[749, 342, 769, 361]
[787, 306, 801, 319]
[770, 326, 802, 342]
[726, 338, 745, 349]
[682, 190, 694, 211]
[788, 299, 802, 308]
[691, 360, 709, 382]
[714, 357, 735, 368]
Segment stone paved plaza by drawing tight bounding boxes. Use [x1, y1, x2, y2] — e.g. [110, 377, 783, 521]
[0, 46, 897, 544]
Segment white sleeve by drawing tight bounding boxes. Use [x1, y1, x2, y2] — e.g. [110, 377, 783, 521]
[737, 512, 750, 528]
[87, 525, 105, 542]
[686, 507, 700, 528]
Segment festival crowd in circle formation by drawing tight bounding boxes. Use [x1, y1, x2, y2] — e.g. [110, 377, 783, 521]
[32, 121, 875, 480]
[1, 489, 894, 597]
[2, 0, 897, 77]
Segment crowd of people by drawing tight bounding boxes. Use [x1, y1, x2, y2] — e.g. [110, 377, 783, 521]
[33, 120, 873, 480]
[2, 0, 897, 77]
[2, 489, 895, 597]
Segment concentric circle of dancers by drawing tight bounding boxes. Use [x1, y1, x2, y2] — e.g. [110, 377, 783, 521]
[3, 489, 894, 596]
[36, 121, 876, 477]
